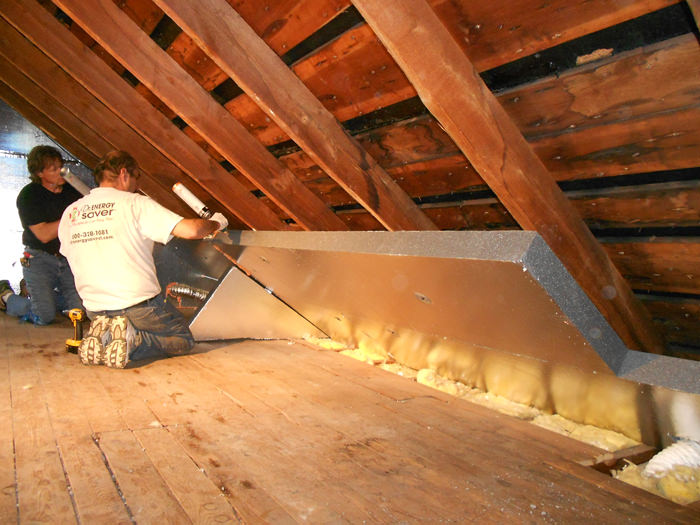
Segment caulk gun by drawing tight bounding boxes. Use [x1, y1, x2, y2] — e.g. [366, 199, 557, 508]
[172, 182, 228, 231]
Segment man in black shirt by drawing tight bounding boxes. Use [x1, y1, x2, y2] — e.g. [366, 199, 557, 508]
[13, 145, 83, 324]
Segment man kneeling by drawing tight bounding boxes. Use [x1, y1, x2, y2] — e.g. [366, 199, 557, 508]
[58, 151, 227, 368]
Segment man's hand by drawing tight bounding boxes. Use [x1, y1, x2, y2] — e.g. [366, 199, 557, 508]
[210, 212, 228, 231]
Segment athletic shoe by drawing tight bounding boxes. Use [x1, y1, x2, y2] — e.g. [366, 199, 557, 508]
[79, 315, 112, 365]
[104, 315, 130, 368]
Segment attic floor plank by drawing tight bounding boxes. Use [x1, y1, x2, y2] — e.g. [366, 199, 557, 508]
[1, 314, 698, 524]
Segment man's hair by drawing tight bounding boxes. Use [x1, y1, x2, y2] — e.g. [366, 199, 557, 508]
[93, 150, 139, 184]
[27, 145, 63, 183]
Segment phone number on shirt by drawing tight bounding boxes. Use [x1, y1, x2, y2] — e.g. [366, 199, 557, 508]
[71, 229, 109, 240]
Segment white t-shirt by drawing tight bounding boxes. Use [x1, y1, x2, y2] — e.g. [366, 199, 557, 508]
[59, 187, 183, 311]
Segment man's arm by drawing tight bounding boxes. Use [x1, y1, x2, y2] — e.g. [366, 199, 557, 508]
[171, 218, 220, 239]
[28, 220, 60, 244]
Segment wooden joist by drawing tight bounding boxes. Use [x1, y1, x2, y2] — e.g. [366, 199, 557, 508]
[208, 0, 680, 148]
[688, 0, 700, 29]
[273, 32, 700, 210]
[352, 0, 665, 354]
[154, 0, 437, 231]
[0, 0, 288, 231]
[52, 0, 347, 232]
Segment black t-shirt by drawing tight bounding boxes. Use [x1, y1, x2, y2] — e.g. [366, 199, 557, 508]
[17, 182, 82, 255]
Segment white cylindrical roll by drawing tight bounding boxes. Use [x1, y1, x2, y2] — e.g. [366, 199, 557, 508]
[172, 182, 212, 218]
[60, 167, 90, 195]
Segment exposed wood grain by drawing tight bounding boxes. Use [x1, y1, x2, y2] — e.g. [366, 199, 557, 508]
[232, 0, 352, 56]
[353, 0, 665, 354]
[430, 0, 682, 71]
[546, 458, 698, 523]
[0, 54, 192, 216]
[110, 355, 348, 522]
[136, 360, 386, 522]
[0, 20, 230, 218]
[534, 106, 700, 180]
[0, 81, 99, 168]
[33, 352, 132, 523]
[220, 0, 680, 146]
[133, 427, 241, 523]
[642, 297, 700, 349]
[0, 317, 17, 522]
[52, 0, 347, 231]
[580, 444, 658, 474]
[97, 430, 191, 523]
[150, 350, 591, 521]
[502, 35, 700, 140]
[162, 0, 354, 143]
[192, 341, 691, 521]
[224, 23, 414, 146]
[603, 240, 700, 295]
[8, 325, 76, 523]
[339, 179, 700, 232]
[688, 0, 700, 29]
[2, 319, 698, 522]
[574, 181, 700, 229]
[0, 0, 287, 231]
[156, 0, 437, 231]
[117, 0, 164, 34]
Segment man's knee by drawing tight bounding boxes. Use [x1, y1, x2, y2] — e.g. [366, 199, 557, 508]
[166, 335, 195, 356]
[33, 308, 56, 325]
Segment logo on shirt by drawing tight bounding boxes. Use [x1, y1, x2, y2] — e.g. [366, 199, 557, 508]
[69, 202, 116, 222]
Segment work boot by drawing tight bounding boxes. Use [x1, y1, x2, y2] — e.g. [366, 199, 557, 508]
[19, 279, 29, 298]
[0, 280, 13, 311]
[79, 315, 112, 365]
[104, 315, 131, 369]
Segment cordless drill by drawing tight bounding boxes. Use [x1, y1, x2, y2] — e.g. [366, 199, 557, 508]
[65, 308, 85, 353]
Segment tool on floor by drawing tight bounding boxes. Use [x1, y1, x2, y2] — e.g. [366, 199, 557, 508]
[65, 308, 85, 353]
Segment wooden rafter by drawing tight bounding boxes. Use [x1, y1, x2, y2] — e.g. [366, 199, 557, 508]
[0, 60, 194, 214]
[153, 0, 437, 231]
[51, 0, 347, 232]
[0, 0, 288, 231]
[688, 0, 700, 28]
[351, 0, 664, 353]
[0, 21, 214, 216]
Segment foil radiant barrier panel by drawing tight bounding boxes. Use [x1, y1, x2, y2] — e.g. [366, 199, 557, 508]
[204, 230, 700, 446]
[189, 265, 326, 341]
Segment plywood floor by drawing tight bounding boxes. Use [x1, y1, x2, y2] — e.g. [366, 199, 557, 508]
[1, 313, 698, 524]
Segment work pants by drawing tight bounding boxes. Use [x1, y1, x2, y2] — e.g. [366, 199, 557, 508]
[21, 249, 82, 325]
[89, 294, 195, 361]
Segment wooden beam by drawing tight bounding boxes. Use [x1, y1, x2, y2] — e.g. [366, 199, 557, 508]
[0, 19, 212, 217]
[153, 0, 437, 231]
[351, 0, 664, 353]
[0, 0, 287, 231]
[688, 0, 700, 30]
[0, 81, 99, 168]
[0, 63, 187, 213]
[51, 0, 347, 231]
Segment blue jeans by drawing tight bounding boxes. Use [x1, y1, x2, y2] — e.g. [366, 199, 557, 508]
[5, 294, 30, 317]
[90, 294, 194, 361]
[20, 249, 82, 325]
